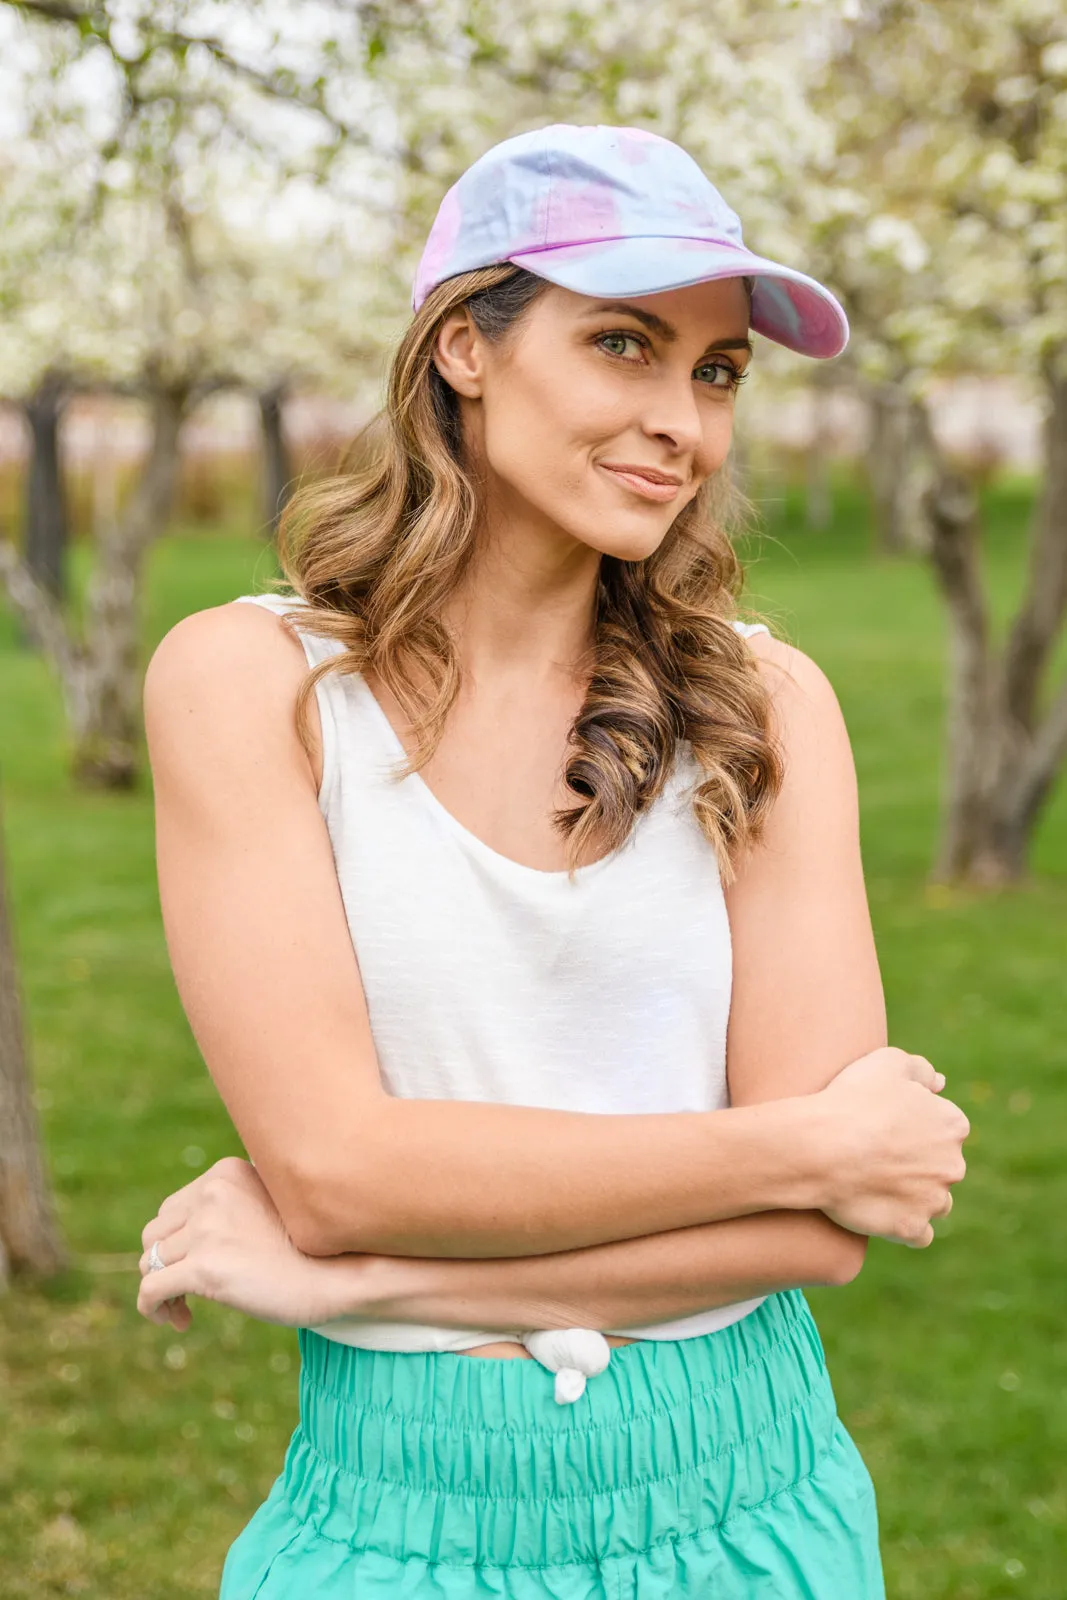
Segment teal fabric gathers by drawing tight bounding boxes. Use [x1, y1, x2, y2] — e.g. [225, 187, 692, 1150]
[219, 1290, 885, 1597]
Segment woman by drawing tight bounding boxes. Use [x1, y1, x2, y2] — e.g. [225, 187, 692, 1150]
[137, 124, 968, 1597]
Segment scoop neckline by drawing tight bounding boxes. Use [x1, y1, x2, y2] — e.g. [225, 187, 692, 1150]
[352, 673, 647, 885]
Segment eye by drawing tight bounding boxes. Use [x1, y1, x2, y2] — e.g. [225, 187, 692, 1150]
[596, 331, 646, 361]
[695, 359, 747, 391]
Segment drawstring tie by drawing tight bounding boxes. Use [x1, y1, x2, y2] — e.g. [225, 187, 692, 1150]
[520, 1328, 612, 1404]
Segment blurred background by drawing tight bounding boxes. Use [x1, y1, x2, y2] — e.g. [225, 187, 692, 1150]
[0, 3, 1064, 1596]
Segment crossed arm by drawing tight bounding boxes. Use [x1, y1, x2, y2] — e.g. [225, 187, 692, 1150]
[137, 605, 961, 1334]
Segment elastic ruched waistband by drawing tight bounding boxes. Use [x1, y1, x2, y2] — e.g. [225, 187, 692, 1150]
[280, 1289, 839, 1569]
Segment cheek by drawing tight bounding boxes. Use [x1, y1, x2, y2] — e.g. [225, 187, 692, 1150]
[696, 403, 736, 475]
[481, 366, 615, 499]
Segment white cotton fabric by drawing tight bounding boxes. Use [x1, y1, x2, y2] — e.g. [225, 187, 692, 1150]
[234, 592, 771, 1399]
[520, 1328, 613, 1404]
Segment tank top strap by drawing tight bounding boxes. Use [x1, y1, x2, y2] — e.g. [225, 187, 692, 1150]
[232, 591, 403, 811]
[232, 591, 346, 668]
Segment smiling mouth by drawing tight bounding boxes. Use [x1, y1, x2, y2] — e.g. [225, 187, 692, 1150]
[597, 463, 684, 502]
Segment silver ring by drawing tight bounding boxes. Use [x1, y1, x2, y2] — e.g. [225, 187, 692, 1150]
[147, 1240, 165, 1273]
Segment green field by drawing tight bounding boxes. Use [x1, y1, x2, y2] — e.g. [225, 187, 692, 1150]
[1, 480, 1064, 1598]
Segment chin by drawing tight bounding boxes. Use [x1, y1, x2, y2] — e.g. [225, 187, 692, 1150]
[578, 522, 674, 563]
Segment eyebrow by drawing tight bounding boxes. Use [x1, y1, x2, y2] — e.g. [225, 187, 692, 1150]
[582, 300, 754, 356]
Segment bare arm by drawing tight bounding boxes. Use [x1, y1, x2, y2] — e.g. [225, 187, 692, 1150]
[302, 1210, 858, 1336]
[145, 605, 964, 1263]
[720, 630, 890, 1280]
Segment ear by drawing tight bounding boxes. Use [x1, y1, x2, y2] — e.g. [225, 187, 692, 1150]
[431, 309, 485, 399]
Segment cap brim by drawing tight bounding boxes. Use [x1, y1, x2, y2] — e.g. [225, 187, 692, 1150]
[506, 236, 849, 360]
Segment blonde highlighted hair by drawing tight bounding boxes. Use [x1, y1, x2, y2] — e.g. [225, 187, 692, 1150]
[269, 263, 784, 881]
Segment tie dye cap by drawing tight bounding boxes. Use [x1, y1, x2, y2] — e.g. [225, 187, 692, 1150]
[412, 123, 848, 360]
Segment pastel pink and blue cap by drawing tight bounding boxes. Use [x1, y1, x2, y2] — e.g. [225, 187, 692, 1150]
[413, 123, 848, 360]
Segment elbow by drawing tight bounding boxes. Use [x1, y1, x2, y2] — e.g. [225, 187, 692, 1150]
[286, 1208, 346, 1259]
[822, 1229, 868, 1287]
[263, 1103, 400, 1257]
[262, 1156, 383, 1259]
[284, 1181, 382, 1258]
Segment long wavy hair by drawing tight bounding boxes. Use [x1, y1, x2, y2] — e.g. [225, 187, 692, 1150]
[269, 262, 784, 881]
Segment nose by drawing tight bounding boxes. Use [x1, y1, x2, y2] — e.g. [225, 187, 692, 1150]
[641, 370, 704, 460]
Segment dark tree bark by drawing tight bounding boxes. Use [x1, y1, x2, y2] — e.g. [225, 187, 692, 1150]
[0, 380, 191, 790]
[0, 787, 66, 1283]
[259, 385, 294, 539]
[21, 370, 69, 603]
[920, 367, 1067, 884]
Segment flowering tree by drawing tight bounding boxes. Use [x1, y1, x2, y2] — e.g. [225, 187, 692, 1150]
[0, 0, 850, 774]
[5, 0, 1062, 883]
[0, 2, 393, 783]
[806, 1, 1067, 882]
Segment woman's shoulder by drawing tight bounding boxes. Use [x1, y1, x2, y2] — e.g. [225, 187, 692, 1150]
[146, 593, 313, 698]
[720, 619, 849, 768]
[142, 595, 331, 789]
[142, 595, 334, 806]
[738, 628, 854, 783]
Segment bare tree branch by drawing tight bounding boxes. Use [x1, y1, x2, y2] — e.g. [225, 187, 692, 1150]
[3, 0, 393, 154]
[0, 539, 82, 700]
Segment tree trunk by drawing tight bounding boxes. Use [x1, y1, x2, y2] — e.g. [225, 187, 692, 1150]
[866, 383, 930, 556]
[922, 368, 1067, 885]
[1002, 368, 1067, 732]
[996, 366, 1067, 856]
[21, 370, 69, 604]
[259, 385, 294, 539]
[923, 466, 1005, 881]
[71, 382, 189, 787]
[0, 382, 190, 790]
[0, 789, 66, 1282]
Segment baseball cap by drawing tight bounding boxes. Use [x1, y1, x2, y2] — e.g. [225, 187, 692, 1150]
[412, 123, 848, 360]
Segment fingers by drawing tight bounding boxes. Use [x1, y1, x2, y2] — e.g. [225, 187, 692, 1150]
[139, 1224, 190, 1278]
[163, 1296, 193, 1332]
[887, 1186, 954, 1246]
[139, 1159, 259, 1255]
[141, 1190, 196, 1252]
[150, 1294, 192, 1331]
[903, 1053, 946, 1093]
[138, 1259, 193, 1321]
[138, 1226, 192, 1324]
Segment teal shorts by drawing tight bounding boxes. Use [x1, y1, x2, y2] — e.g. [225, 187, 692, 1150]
[219, 1289, 885, 1597]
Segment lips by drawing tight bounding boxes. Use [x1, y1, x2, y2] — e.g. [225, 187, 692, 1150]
[597, 463, 683, 502]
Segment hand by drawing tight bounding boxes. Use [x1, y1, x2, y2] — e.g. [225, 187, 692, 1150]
[813, 1047, 970, 1247]
[137, 1157, 361, 1330]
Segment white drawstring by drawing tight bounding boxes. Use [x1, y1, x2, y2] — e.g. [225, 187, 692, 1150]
[520, 1328, 612, 1404]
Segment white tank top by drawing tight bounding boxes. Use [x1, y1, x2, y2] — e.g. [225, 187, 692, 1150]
[235, 591, 771, 1401]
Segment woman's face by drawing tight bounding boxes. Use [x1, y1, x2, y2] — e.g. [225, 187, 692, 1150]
[434, 277, 752, 563]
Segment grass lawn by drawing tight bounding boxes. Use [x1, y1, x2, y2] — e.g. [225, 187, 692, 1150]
[1, 478, 1064, 1598]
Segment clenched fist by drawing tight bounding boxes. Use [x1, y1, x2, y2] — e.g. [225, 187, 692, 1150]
[813, 1047, 969, 1247]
